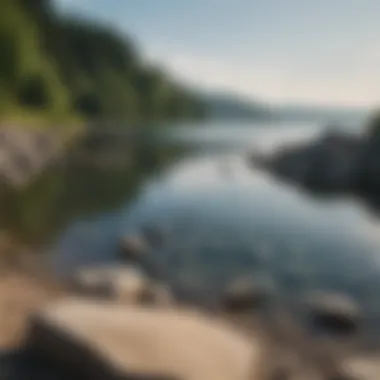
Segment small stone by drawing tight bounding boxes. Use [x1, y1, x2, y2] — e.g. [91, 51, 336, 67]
[221, 275, 276, 313]
[70, 264, 150, 304]
[139, 283, 174, 307]
[120, 234, 150, 260]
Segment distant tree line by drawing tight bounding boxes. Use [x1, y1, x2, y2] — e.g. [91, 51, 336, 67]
[0, 0, 205, 125]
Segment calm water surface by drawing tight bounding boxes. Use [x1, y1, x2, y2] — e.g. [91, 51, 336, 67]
[2, 120, 380, 318]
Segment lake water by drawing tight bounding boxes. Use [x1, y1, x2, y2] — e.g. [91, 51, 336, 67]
[3, 119, 380, 325]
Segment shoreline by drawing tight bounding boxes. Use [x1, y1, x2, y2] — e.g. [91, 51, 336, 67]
[0, 244, 379, 379]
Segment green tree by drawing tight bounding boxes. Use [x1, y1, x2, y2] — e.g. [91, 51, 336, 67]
[17, 75, 50, 108]
[0, 0, 205, 125]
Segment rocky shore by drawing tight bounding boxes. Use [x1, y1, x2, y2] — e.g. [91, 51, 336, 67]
[1, 127, 380, 378]
[0, 229, 378, 380]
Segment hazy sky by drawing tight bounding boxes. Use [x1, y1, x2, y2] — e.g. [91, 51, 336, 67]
[55, 0, 380, 108]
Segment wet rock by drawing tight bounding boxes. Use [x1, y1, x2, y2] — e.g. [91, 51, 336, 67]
[221, 275, 276, 313]
[69, 264, 150, 304]
[120, 234, 150, 260]
[304, 292, 361, 337]
[25, 298, 259, 380]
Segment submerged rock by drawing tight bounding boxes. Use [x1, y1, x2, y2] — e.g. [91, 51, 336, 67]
[120, 234, 151, 260]
[304, 292, 361, 337]
[221, 275, 276, 313]
[25, 298, 259, 380]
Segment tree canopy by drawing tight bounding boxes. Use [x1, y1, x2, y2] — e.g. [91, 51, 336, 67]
[0, 0, 205, 126]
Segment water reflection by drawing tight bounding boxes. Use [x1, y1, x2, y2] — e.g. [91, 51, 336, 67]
[0, 139, 184, 244]
[51, 140, 380, 318]
[1, 122, 380, 328]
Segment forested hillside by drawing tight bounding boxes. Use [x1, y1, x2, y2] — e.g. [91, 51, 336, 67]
[0, 0, 205, 127]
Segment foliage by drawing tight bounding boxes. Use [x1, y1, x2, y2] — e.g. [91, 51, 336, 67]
[17, 75, 50, 108]
[0, 0, 205, 126]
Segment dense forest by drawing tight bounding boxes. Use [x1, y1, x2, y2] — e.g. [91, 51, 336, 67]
[0, 0, 205, 127]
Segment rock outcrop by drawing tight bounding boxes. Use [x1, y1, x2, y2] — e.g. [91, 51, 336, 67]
[252, 131, 365, 193]
[250, 127, 380, 208]
[0, 129, 62, 188]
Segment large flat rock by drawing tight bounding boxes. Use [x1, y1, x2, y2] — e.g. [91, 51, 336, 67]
[25, 298, 259, 380]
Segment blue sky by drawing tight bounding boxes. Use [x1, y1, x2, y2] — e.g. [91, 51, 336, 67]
[55, 0, 380, 108]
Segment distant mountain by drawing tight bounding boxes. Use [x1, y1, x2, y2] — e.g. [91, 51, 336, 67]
[201, 92, 272, 120]
[273, 104, 371, 125]
[197, 88, 371, 126]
